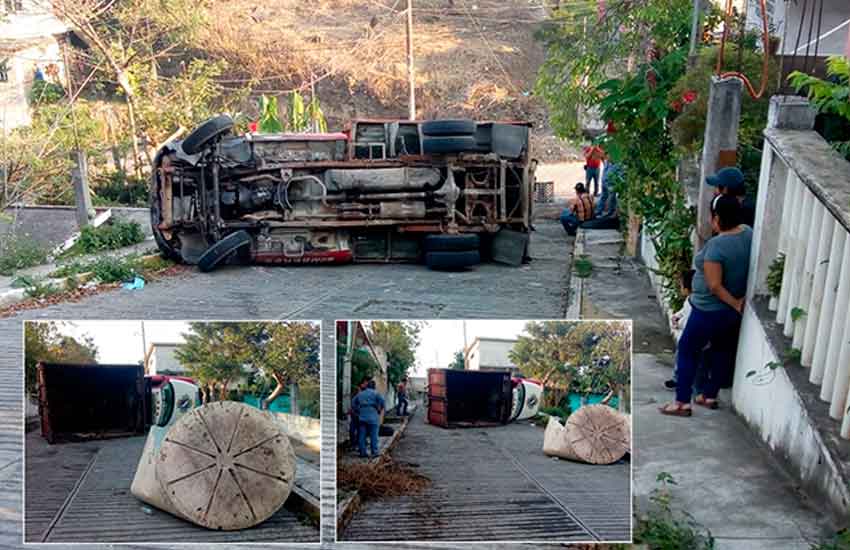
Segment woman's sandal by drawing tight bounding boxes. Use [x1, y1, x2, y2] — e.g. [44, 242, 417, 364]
[694, 395, 719, 410]
[659, 402, 693, 417]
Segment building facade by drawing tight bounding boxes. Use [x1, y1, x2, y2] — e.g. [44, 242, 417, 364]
[466, 337, 519, 373]
[0, 1, 69, 133]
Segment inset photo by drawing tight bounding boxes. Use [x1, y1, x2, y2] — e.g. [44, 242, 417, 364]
[24, 320, 320, 543]
[336, 319, 632, 544]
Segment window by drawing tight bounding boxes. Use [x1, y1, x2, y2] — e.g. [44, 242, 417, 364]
[0, 59, 9, 83]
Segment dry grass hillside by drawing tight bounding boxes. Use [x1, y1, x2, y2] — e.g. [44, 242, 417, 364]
[198, 0, 580, 161]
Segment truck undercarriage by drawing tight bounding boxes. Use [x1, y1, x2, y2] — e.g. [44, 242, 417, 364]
[150, 116, 536, 271]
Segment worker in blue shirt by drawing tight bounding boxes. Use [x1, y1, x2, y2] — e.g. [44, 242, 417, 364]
[352, 379, 385, 458]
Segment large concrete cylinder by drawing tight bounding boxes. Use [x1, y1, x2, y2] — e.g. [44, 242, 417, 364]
[133, 401, 296, 530]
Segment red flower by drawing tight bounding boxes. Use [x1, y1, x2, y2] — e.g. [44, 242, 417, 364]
[606, 120, 617, 134]
[682, 90, 698, 104]
[248, 121, 258, 133]
[671, 100, 683, 113]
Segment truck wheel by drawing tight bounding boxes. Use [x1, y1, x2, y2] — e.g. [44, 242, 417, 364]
[425, 250, 480, 270]
[421, 119, 476, 136]
[424, 234, 480, 252]
[422, 136, 484, 155]
[197, 230, 252, 273]
[181, 114, 234, 155]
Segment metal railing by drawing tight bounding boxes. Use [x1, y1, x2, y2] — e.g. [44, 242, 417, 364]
[758, 111, 850, 438]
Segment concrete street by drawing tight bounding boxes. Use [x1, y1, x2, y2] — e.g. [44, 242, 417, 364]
[342, 412, 630, 543]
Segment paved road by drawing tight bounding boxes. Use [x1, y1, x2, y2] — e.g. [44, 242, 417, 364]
[341, 414, 630, 543]
[0, 221, 579, 549]
[6, 221, 570, 322]
[24, 433, 318, 543]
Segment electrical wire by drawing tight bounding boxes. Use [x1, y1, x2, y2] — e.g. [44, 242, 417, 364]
[715, 0, 771, 99]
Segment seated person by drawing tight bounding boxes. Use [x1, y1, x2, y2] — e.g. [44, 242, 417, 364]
[560, 182, 595, 236]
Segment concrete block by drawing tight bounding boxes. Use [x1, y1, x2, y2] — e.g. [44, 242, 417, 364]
[768, 95, 817, 131]
[0, 288, 25, 308]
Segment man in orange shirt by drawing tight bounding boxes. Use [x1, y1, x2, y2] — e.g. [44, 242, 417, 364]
[583, 143, 606, 196]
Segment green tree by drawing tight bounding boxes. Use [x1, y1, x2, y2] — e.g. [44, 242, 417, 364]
[597, 47, 694, 310]
[24, 322, 98, 397]
[509, 321, 631, 408]
[175, 322, 252, 403]
[448, 350, 465, 370]
[369, 321, 424, 387]
[176, 322, 319, 408]
[250, 321, 320, 408]
[536, 0, 694, 138]
[50, 0, 210, 171]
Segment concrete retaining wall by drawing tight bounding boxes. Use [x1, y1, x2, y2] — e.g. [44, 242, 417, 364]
[639, 232, 677, 326]
[732, 305, 850, 520]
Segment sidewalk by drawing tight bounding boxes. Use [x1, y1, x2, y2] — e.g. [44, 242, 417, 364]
[573, 228, 836, 549]
[0, 238, 158, 307]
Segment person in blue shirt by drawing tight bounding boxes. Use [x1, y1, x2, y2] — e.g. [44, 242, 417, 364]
[351, 379, 385, 458]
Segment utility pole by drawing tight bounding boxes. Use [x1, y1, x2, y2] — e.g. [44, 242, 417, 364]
[62, 40, 93, 228]
[406, 0, 416, 120]
[462, 321, 468, 370]
[688, 0, 703, 66]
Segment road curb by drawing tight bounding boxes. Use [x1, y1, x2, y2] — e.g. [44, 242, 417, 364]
[566, 229, 586, 319]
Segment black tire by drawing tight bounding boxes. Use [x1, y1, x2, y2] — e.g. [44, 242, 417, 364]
[197, 230, 252, 273]
[181, 114, 234, 155]
[422, 136, 486, 155]
[421, 119, 477, 136]
[425, 250, 480, 270]
[424, 234, 480, 252]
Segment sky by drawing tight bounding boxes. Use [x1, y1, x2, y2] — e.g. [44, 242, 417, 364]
[49, 320, 192, 364]
[44, 319, 530, 373]
[411, 320, 529, 377]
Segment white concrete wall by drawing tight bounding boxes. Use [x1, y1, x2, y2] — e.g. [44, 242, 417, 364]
[0, 41, 66, 133]
[0, 2, 69, 133]
[467, 339, 517, 371]
[274, 412, 320, 451]
[732, 305, 850, 517]
[639, 231, 678, 328]
[148, 345, 184, 375]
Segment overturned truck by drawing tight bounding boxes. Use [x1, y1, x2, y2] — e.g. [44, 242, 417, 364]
[151, 117, 536, 271]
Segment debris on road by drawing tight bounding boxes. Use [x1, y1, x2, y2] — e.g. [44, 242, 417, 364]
[121, 276, 145, 290]
[338, 455, 430, 501]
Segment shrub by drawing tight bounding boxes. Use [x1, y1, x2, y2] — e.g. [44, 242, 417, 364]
[0, 235, 49, 275]
[789, 56, 850, 160]
[64, 219, 144, 256]
[29, 79, 66, 105]
[92, 171, 149, 207]
[635, 472, 715, 549]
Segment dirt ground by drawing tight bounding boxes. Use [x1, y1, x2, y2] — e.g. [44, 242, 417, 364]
[199, 0, 581, 162]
